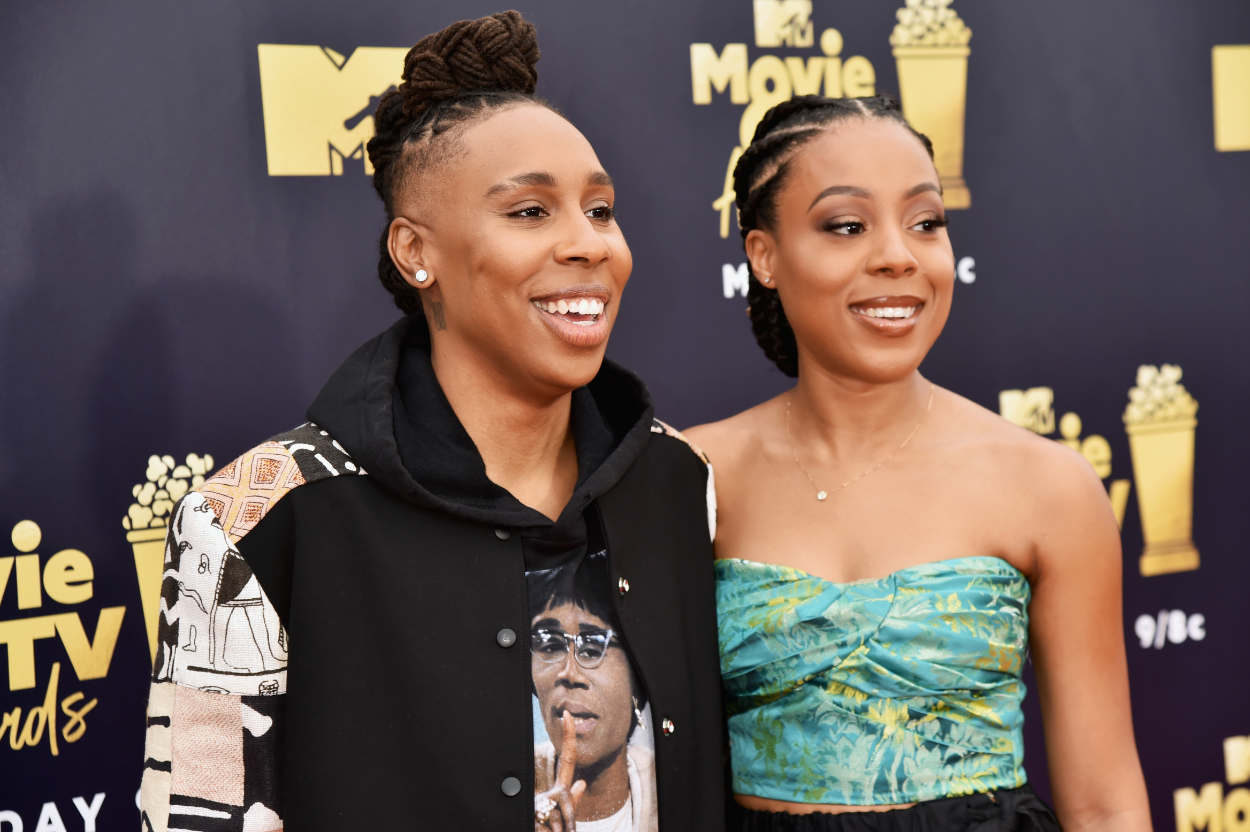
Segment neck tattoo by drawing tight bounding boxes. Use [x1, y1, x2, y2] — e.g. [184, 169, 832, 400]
[785, 381, 936, 501]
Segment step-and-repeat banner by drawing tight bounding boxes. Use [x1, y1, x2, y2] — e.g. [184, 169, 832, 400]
[1, 1, 1247, 828]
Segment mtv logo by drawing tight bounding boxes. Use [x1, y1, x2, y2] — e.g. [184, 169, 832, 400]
[257, 45, 408, 176]
[754, 0, 814, 48]
[999, 387, 1056, 435]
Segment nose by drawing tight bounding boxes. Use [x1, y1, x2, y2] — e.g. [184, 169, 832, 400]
[555, 645, 591, 687]
[554, 207, 612, 268]
[865, 223, 919, 278]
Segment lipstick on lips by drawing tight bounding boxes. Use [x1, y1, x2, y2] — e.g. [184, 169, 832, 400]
[849, 295, 925, 335]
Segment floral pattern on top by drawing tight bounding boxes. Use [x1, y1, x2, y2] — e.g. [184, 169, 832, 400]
[716, 556, 1030, 806]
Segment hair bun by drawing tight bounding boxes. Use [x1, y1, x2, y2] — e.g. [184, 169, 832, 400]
[399, 10, 539, 118]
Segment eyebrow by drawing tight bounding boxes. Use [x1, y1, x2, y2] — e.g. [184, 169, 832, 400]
[487, 171, 556, 197]
[905, 182, 942, 199]
[807, 181, 942, 213]
[807, 185, 869, 212]
[486, 170, 614, 198]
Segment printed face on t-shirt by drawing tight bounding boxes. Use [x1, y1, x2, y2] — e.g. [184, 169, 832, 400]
[532, 602, 635, 772]
[528, 551, 657, 832]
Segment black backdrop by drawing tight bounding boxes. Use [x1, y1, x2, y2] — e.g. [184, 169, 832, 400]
[2, 1, 1248, 829]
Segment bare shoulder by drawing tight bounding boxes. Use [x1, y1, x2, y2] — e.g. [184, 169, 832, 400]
[938, 388, 1115, 530]
[684, 395, 784, 473]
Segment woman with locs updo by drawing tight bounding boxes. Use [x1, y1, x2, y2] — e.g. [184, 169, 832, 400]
[138, 12, 724, 832]
[686, 96, 1152, 832]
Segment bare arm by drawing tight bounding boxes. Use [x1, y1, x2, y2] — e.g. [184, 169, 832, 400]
[1027, 448, 1152, 831]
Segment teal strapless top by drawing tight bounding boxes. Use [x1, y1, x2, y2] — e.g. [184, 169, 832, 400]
[716, 556, 1030, 806]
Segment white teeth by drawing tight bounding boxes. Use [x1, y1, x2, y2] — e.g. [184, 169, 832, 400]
[536, 298, 606, 318]
[862, 306, 917, 319]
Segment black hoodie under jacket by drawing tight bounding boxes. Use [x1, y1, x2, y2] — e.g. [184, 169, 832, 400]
[138, 316, 725, 832]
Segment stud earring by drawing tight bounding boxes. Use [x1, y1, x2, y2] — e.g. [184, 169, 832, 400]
[415, 269, 429, 284]
[632, 696, 646, 730]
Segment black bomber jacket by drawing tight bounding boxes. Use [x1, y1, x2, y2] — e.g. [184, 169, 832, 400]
[137, 316, 726, 831]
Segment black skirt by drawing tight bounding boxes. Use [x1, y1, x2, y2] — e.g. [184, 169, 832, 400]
[729, 785, 1061, 832]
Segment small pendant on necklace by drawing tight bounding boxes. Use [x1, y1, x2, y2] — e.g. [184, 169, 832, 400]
[816, 491, 828, 501]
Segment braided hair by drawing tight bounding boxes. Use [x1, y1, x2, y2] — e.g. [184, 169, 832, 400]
[367, 10, 548, 316]
[733, 95, 935, 377]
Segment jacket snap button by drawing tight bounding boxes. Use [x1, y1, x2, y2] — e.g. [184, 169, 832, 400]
[501, 776, 521, 796]
[662, 718, 675, 736]
[496, 628, 517, 648]
[495, 528, 511, 540]
[618, 577, 630, 595]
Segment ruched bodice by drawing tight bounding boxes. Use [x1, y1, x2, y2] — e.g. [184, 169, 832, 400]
[716, 556, 1030, 806]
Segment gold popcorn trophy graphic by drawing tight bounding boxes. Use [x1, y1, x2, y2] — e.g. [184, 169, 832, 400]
[1123, 365, 1200, 577]
[890, 0, 973, 209]
[123, 453, 214, 661]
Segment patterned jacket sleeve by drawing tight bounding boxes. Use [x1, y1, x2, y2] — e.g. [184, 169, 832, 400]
[139, 425, 365, 832]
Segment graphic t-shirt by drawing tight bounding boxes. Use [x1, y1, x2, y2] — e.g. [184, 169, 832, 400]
[387, 332, 661, 829]
[528, 550, 659, 832]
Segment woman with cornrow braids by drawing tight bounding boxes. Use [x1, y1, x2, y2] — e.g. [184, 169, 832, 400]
[138, 12, 725, 832]
[687, 95, 1151, 832]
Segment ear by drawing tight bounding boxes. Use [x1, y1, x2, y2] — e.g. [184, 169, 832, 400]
[744, 228, 777, 287]
[388, 217, 437, 289]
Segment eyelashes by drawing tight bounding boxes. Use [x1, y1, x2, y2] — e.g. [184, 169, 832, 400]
[825, 220, 865, 235]
[506, 205, 616, 221]
[823, 216, 948, 235]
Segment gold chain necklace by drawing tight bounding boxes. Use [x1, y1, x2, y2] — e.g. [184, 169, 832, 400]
[785, 382, 935, 501]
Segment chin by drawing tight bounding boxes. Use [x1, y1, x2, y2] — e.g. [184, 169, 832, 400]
[533, 350, 607, 393]
[858, 338, 937, 379]
[845, 354, 926, 385]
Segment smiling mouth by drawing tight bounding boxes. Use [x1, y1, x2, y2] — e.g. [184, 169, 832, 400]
[532, 297, 606, 327]
[855, 304, 920, 319]
[848, 297, 925, 332]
